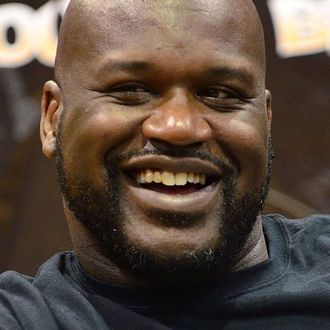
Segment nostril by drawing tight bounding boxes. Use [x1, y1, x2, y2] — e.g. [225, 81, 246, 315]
[147, 139, 205, 155]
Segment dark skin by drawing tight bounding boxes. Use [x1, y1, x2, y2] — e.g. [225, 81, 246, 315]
[40, 0, 272, 286]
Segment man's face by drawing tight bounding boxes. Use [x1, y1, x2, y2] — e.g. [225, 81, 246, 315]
[54, 0, 272, 285]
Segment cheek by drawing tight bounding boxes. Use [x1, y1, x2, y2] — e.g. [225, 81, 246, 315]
[60, 104, 146, 185]
[211, 114, 269, 192]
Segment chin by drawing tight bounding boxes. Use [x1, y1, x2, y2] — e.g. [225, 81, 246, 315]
[56, 141, 270, 286]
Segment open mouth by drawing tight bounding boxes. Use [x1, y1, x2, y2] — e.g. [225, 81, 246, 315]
[130, 168, 218, 195]
[120, 155, 222, 196]
[118, 156, 223, 214]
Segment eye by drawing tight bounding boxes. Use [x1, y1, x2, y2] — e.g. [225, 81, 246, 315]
[197, 86, 244, 110]
[199, 87, 237, 101]
[108, 83, 155, 105]
[204, 87, 230, 99]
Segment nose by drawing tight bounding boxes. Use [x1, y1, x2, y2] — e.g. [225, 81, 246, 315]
[142, 90, 212, 146]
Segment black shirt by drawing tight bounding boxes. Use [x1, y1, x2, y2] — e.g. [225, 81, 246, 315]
[1, 214, 330, 329]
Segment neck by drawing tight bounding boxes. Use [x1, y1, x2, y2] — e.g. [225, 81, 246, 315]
[65, 207, 145, 286]
[66, 206, 268, 287]
[231, 215, 268, 272]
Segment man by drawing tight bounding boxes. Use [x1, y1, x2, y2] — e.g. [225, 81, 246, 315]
[1, 0, 330, 328]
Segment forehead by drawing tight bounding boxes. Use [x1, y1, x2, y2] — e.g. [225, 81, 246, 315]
[82, 0, 257, 47]
[58, 0, 264, 83]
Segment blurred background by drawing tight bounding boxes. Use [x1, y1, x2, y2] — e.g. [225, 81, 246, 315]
[0, 0, 329, 275]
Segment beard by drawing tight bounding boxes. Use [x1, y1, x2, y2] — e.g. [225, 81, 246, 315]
[55, 129, 273, 287]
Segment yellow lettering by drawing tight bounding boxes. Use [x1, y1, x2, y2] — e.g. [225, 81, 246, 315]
[0, 4, 34, 68]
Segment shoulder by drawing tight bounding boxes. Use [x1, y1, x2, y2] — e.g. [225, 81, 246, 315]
[263, 213, 330, 270]
[0, 252, 76, 329]
[0, 270, 54, 328]
[263, 213, 330, 241]
[0, 252, 108, 329]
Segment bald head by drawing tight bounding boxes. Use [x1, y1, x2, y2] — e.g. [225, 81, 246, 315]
[43, 0, 272, 287]
[54, 0, 266, 89]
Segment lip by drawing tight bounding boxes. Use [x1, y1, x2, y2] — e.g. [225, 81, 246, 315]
[126, 181, 220, 214]
[121, 155, 222, 177]
[120, 155, 222, 214]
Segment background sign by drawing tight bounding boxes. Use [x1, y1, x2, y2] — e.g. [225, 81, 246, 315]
[0, 0, 329, 275]
[268, 0, 330, 58]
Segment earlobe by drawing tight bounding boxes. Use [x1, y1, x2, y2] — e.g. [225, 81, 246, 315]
[40, 80, 63, 159]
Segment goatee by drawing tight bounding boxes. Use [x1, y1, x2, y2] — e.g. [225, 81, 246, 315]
[55, 127, 273, 287]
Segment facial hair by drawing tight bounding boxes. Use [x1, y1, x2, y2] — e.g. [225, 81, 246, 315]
[55, 128, 273, 287]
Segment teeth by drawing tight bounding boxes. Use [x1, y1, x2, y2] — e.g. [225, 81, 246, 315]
[162, 171, 175, 186]
[145, 169, 154, 183]
[175, 172, 188, 186]
[136, 170, 208, 186]
[194, 174, 200, 184]
[187, 172, 195, 183]
[154, 171, 162, 183]
[137, 172, 145, 184]
[200, 174, 206, 185]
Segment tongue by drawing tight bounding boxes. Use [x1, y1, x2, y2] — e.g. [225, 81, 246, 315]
[142, 183, 202, 195]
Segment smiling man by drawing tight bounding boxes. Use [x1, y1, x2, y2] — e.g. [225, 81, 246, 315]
[48, 0, 272, 287]
[1, 0, 330, 329]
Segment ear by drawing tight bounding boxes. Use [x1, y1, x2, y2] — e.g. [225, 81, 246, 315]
[265, 89, 272, 130]
[40, 80, 63, 159]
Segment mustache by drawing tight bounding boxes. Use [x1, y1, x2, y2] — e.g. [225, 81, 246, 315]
[107, 149, 237, 175]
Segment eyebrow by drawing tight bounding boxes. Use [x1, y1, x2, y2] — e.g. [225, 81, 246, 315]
[99, 60, 154, 74]
[206, 66, 255, 85]
[97, 59, 256, 85]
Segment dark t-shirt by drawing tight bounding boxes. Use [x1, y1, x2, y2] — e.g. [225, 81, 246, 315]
[1, 214, 330, 329]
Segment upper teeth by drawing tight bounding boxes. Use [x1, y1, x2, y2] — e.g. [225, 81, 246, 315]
[136, 170, 206, 186]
